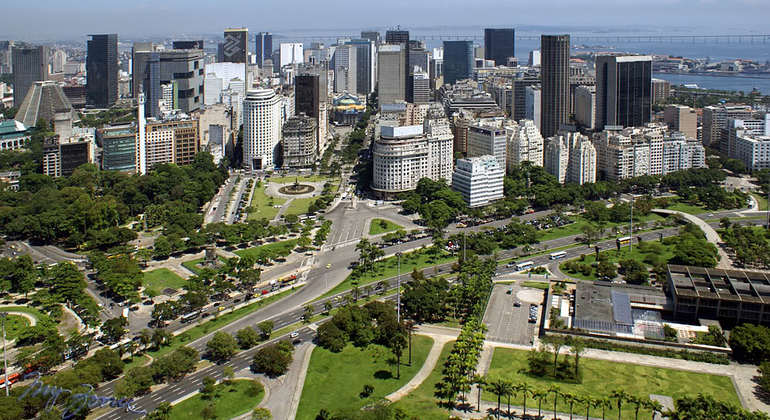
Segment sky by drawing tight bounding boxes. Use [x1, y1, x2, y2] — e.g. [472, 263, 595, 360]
[2, 0, 769, 41]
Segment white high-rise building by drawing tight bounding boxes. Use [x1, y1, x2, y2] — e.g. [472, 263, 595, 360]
[528, 50, 541, 67]
[734, 134, 770, 171]
[279, 43, 304, 68]
[333, 44, 357, 93]
[452, 155, 504, 207]
[574, 85, 596, 131]
[505, 119, 544, 173]
[467, 122, 508, 169]
[243, 88, 282, 170]
[424, 113, 454, 182]
[52, 50, 67, 74]
[544, 132, 596, 184]
[662, 133, 706, 174]
[524, 85, 541, 131]
[204, 73, 223, 105]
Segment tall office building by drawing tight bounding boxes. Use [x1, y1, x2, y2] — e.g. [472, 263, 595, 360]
[349, 39, 376, 95]
[467, 122, 508, 169]
[172, 40, 204, 50]
[702, 105, 753, 149]
[595, 54, 652, 130]
[443, 41, 474, 85]
[544, 132, 596, 184]
[525, 86, 541, 131]
[361, 31, 381, 45]
[243, 89, 282, 170]
[664, 105, 697, 139]
[295, 74, 320, 118]
[385, 30, 409, 45]
[12, 46, 49, 107]
[282, 114, 317, 168]
[411, 69, 430, 103]
[279, 43, 304, 68]
[484, 28, 515, 66]
[52, 50, 67, 74]
[377, 45, 406, 107]
[574, 85, 596, 130]
[134, 48, 204, 118]
[86, 34, 118, 108]
[223, 28, 249, 63]
[540, 35, 570, 137]
[255, 32, 273, 68]
[0, 41, 14, 75]
[333, 44, 357, 93]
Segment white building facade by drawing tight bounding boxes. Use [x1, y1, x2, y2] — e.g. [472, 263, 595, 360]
[544, 132, 597, 185]
[243, 88, 282, 170]
[452, 155, 505, 207]
[505, 119, 544, 172]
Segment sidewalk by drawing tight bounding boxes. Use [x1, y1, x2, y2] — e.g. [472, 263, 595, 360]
[385, 333, 457, 402]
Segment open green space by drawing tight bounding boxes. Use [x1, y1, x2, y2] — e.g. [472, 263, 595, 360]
[521, 281, 549, 290]
[391, 341, 456, 419]
[2, 314, 29, 341]
[297, 335, 434, 420]
[318, 249, 456, 300]
[145, 286, 300, 360]
[234, 239, 298, 260]
[168, 379, 264, 420]
[0, 306, 49, 323]
[369, 218, 403, 236]
[560, 241, 675, 281]
[752, 193, 768, 211]
[121, 354, 152, 371]
[484, 347, 739, 420]
[248, 185, 286, 221]
[143, 268, 186, 295]
[269, 175, 335, 184]
[538, 215, 663, 242]
[181, 256, 227, 275]
[284, 197, 317, 216]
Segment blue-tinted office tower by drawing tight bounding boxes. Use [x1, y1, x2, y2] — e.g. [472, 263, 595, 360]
[443, 41, 474, 85]
[255, 32, 273, 68]
[87, 34, 118, 108]
[484, 28, 515, 66]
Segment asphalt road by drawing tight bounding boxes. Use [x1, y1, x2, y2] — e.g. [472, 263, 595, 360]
[483, 283, 540, 345]
[205, 173, 239, 225]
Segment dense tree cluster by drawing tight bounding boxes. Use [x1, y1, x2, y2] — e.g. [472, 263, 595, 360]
[0, 152, 227, 247]
[341, 110, 372, 164]
[317, 301, 404, 354]
[729, 323, 770, 364]
[722, 225, 770, 268]
[251, 340, 294, 377]
[667, 395, 769, 420]
[400, 178, 467, 230]
[666, 223, 719, 268]
[434, 318, 486, 407]
[447, 220, 538, 255]
[114, 346, 199, 397]
[91, 252, 144, 301]
[206, 331, 239, 362]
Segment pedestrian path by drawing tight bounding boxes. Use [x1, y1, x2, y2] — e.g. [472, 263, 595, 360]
[385, 333, 456, 402]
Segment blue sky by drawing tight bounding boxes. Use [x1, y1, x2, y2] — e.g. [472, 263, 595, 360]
[3, 0, 769, 41]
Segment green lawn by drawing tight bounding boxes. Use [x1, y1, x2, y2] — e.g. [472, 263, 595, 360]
[121, 354, 151, 371]
[521, 281, 549, 290]
[181, 257, 227, 274]
[391, 341, 456, 419]
[2, 315, 29, 341]
[318, 249, 456, 300]
[234, 239, 298, 260]
[296, 335, 435, 420]
[169, 379, 264, 420]
[284, 197, 316, 216]
[0, 306, 50, 324]
[369, 218, 403, 235]
[538, 215, 663, 242]
[752, 193, 768, 211]
[484, 347, 739, 420]
[143, 268, 186, 295]
[560, 240, 675, 281]
[248, 185, 286, 221]
[269, 175, 336, 184]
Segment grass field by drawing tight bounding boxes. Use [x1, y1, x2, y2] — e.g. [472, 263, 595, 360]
[318, 248, 456, 300]
[483, 347, 739, 420]
[0, 306, 50, 324]
[143, 268, 187, 295]
[248, 185, 286, 221]
[284, 197, 316, 216]
[234, 239, 298, 260]
[181, 257, 227, 274]
[369, 218, 403, 235]
[752, 193, 768, 211]
[168, 379, 264, 420]
[121, 354, 151, 371]
[538, 215, 663, 242]
[560, 241, 675, 281]
[2, 314, 29, 341]
[521, 281, 549, 290]
[296, 335, 434, 420]
[391, 341, 456, 419]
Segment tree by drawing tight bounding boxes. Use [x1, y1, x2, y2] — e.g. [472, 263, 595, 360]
[302, 305, 314, 323]
[532, 389, 548, 418]
[563, 391, 578, 420]
[153, 236, 172, 259]
[222, 366, 234, 385]
[572, 341, 586, 378]
[251, 407, 273, 420]
[610, 390, 631, 420]
[323, 300, 333, 315]
[542, 335, 567, 377]
[646, 400, 664, 420]
[146, 401, 172, 420]
[486, 377, 509, 420]
[257, 320, 274, 340]
[101, 317, 128, 344]
[236, 327, 261, 349]
[596, 261, 617, 281]
[206, 331, 238, 362]
[472, 374, 486, 413]
[201, 403, 217, 420]
[252, 341, 294, 377]
[317, 321, 346, 352]
[548, 385, 561, 420]
[729, 323, 770, 364]
[151, 329, 173, 349]
[516, 382, 534, 419]
[201, 376, 217, 399]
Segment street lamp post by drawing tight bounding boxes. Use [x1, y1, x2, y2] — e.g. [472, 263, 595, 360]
[1, 312, 7, 396]
[396, 252, 403, 324]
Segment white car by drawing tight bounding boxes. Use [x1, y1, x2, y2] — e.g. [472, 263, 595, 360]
[290, 332, 299, 339]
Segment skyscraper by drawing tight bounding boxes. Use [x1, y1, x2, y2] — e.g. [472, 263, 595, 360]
[540, 34, 570, 137]
[361, 31, 381, 45]
[385, 30, 409, 45]
[595, 54, 652, 130]
[87, 34, 118, 108]
[255, 32, 273, 68]
[12, 46, 48, 107]
[223, 28, 249, 63]
[377, 45, 406, 107]
[443, 41, 473, 85]
[484, 28, 515, 66]
[348, 39, 376, 95]
[243, 89, 282, 170]
[333, 44, 357, 93]
[134, 48, 204, 118]
[172, 40, 204, 50]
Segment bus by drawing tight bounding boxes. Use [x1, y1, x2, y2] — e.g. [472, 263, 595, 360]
[516, 261, 534, 271]
[549, 251, 567, 260]
[180, 311, 200, 323]
[616, 236, 632, 246]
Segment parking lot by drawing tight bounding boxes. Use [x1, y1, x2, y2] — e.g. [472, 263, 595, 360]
[482, 282, 544, 345]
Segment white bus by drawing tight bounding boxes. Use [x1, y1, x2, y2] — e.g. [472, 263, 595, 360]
[516, 261, 534, 271]
[549, 251, 567, 260]
[180, 311, 200, 323]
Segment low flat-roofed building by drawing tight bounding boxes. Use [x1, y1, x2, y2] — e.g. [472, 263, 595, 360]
[573, 281, 669, 337]
[667, 264, 770, 325]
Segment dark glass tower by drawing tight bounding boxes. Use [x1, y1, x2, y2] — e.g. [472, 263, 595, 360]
[540, 34, 570, 137]
[443, 41, 474, 85]
[484, 28, 515, 66]
[86, 34, 118, 108]
[595, 55, 652, 130]
[255, 32, 273, 68]
[12, 46, 48, 107]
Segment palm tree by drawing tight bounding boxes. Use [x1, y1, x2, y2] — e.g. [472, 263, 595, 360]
[486, 377, 509, 419]
[571, 341, 586, 379]
[548, 385, 561, 420]
[405, 320, 417, 365]
[598, 397, 613, 420]
[516, 382, 534, 419]
[630, 395, 644, 420]
[646, 399, 664, 420]
[582, 396, 598, 420]
[472, 374, 486, 413]
[533, 389, 548, 419]
[323, 300, 333, 315]
[563, 392, 577, 420]
[609, 390, 631, 420]
[502, 380, 516, 418]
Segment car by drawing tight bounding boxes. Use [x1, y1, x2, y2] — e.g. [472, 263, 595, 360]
[326, 263, 332, 269]
[142, 300, 153, 306]
[290, 332, 299, 339]
[513, 301, 521, 307]
[506, 289, 512, 295]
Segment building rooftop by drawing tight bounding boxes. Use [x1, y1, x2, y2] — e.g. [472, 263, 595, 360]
[0, 119, 28, 135]
[668, 264, 770, 304]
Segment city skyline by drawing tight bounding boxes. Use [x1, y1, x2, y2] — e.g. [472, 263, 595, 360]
[3, 0, 770, 40]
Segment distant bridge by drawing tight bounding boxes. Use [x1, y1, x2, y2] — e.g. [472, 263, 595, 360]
[273, 33, 770, 44]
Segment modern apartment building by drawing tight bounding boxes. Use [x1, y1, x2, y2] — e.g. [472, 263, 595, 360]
[282, 114, 317, 169]
[243, 89, 282, 170]
[595, 54, 652, 130]
[725, 114, 770, 159]
[452, 155, 505, 207]
[540, 35, 570, 137]
[505, 119, 544, 172]
[664, 104, 698, 139]
[702, 104, 753, 149]
[544, 132, 597, 185]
